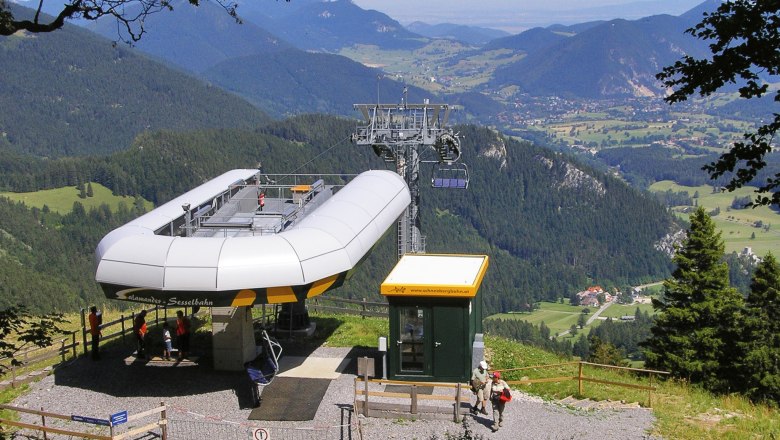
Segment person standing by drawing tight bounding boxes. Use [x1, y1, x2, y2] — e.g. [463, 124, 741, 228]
[258, 191, 265, 212]
[133, 310, 148, 359]
[162, 322, 173, 361]
[470, 360, 490, 415]
[176, 310, 191, 360]
[489, 371, 511, 432]
[88, 306, 102, 360]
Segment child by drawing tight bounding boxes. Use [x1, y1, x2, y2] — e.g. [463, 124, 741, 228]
[162, 322, 173, 361]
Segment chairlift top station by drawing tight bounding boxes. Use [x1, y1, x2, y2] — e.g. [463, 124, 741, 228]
[94, 98, 486, 374]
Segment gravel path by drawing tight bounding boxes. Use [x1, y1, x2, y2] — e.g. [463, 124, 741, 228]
[8, 344, 658, 440]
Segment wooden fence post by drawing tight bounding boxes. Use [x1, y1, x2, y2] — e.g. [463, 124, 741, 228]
[155, 307, 159, 326]
[578, 362, 584, 396]
[161, 401, 167, 440]
[353, 377, 358, 416]
[80, 308, 88, 356]
[60, 340, 65, 364]
[454, 383, 462, 422]
[71, 332, 77, 359]
[648, 373, 654, 408]
[41, 406, 47, 440]
[363, 366, 369, 417]
[123, 314, 129, 344]
[410, 385, 418, 415]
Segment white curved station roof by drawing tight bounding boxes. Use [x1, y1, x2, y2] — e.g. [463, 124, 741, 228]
[95, 169, 410, 306]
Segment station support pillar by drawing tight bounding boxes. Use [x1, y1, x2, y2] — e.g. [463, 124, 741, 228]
[211, 306, 256, 371]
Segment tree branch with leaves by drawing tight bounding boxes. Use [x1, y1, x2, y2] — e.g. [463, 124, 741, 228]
[657, 0, 780, 206]
[0, 0, 261, 42]
[0, 306, 68, 373]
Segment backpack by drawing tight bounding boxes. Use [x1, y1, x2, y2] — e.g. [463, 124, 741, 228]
[96, 311, 103, 326]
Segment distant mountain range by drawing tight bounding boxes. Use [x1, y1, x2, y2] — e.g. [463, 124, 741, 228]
[488, 14, 711, 98]
[405, 22, 510, 46]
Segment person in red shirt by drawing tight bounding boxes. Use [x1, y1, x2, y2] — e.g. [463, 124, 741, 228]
[176, 310, 191, 360]
[258, 191, 265, 212]
[88, 306, 101, 360]
[133, 310, 148, 359]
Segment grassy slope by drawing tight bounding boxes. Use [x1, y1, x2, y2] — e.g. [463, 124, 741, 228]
[649, 181, 780, 255]
[0, 182, 154, 214]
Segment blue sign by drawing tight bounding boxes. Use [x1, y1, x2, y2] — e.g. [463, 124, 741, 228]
[71, 415, 110, 426]
[110, 410, 128, 426]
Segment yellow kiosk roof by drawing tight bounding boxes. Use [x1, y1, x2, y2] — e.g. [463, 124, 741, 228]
[381, 254, 489, 298]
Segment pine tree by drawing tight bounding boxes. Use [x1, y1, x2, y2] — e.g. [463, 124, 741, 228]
[739, 253, 780, 402]
[643, 207, 744, 392]
[87, 182, 94, 197]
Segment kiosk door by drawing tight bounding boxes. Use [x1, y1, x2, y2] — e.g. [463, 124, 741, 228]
[398, 306, 428, 374]
[432, 305, 465, 379]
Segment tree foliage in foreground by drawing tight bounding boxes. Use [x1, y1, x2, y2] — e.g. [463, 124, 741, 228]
[643, 207, 744, 392]
[657, 0, 780, 206]
[0, 306, 67, 373]
[739, 252, 780, 403]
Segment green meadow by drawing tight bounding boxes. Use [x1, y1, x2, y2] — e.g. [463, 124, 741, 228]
[487, 301, 594, 336]
[0, 182, 154, 214]
[649, 181, 780, 256]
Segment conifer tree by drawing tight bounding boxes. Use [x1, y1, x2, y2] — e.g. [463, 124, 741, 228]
[643, 207, 744, 392]
[740, 253, 780, 402]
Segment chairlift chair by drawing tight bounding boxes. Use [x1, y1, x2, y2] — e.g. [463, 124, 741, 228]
[246, 329, 283, 407]
[431, 162, 469, 189]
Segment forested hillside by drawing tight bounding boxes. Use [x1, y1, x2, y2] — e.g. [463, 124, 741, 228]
[202, 50, 437, 118]
[0, 114, 676, 314]
[0, 11, 271, 157]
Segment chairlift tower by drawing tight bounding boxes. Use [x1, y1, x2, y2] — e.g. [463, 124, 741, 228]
[352, 96, 467, 259]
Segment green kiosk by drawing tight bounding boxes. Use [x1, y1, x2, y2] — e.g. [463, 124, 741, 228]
[381, 253, 489, 382]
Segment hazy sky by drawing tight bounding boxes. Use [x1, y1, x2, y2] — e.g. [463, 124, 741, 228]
[351, 0, 706, 32]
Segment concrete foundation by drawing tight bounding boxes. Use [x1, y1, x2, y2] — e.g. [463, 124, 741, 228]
[211, 306, 256, 371]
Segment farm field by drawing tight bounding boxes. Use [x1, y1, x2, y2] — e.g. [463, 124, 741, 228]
[487, 301, 593, 336]
[0, 182, 153, 214]
[649, 181, 780, 256]
[523, 107, 751, 153]
[598, 302, 655, 319]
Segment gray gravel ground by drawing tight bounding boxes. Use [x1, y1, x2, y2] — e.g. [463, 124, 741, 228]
[8, 345, 658, 440]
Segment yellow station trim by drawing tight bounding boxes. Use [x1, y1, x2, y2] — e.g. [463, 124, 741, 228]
[381, 254, 490, 298]
[266, 286, 298, 303]
[231, 289, 257, 307]
[307, 274, 340, 298]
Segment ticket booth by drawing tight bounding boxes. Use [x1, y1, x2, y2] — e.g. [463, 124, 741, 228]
[381, 254, 489, 382]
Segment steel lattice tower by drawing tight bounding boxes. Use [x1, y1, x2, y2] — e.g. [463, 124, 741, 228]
[352, 99, 464, 259]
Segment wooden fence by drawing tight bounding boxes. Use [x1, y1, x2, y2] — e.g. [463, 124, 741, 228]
[0, 402, 167, 439]
[354, 375, 471, 422]
[498, 361, 669, 407]
[308, 296, 388, 318]
[352, 358, 670, 421]
[0, 332, 79, 391]
[0, 305, 188, 390]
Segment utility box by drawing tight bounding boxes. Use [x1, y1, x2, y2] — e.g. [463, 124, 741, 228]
[381, 254, 489, 382]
